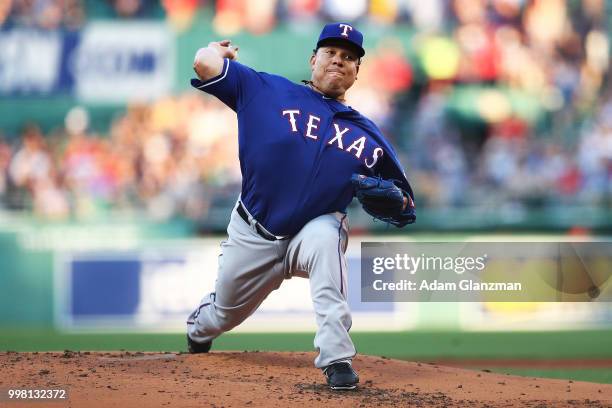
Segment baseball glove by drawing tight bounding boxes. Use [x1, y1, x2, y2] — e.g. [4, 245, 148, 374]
[351, 174, 413, 227]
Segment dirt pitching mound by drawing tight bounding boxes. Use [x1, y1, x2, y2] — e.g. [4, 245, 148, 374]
[1, 351, 610, 407]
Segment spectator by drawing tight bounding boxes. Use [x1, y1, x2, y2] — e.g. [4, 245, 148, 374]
[1, 0, 610, 220]
[2, 0, 85, 29]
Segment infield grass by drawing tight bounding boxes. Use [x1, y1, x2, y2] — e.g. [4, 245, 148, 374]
[484, 368, 612, 385]
[1, 329, 611, 357]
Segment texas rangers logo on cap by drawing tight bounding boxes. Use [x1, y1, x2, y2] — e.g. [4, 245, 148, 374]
[316, 22, 365, 57]
[338, 23, 353, 37]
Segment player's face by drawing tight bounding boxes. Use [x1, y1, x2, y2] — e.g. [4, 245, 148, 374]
[310, 45, 360, 99]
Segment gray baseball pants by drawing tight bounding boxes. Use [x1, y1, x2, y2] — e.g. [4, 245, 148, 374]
[187, 201, 355, 368]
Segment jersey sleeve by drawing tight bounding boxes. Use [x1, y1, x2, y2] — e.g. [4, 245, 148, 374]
[377, 150, 414, 199]
[376, 152, 416, 225]
[335, 108, 416, 225]
[190, 58, 265, 112]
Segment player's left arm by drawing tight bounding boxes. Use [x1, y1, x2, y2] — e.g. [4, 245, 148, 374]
[352, 148, 416, 227]
[384, 156, 416, 226]
[351, 173, 415, 227]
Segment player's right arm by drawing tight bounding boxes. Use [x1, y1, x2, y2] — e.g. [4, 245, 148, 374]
[191, 41, 267, 112]
[193, 40, 239, 81]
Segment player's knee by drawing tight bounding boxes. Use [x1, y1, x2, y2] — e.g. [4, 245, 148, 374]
[199, 309, 241, 335]
[215, 311, 243, 333]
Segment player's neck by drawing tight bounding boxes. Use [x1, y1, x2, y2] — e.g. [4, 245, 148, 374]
[304, 81, 347, 104]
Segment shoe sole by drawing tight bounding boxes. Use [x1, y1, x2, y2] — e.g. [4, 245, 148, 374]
[329, 384, 358, 390]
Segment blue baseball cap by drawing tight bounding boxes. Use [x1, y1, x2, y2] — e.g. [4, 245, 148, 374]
[316, 22, 365, 58]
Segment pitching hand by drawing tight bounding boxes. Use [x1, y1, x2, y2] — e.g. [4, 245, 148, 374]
[193, 40, 239, 81]
[207, 40, 239, 60]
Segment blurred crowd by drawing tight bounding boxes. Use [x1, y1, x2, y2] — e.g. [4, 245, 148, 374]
[0, 0, 85, 29]
[0, 0, 166, 29]
[0, 0, 611, 220]
[345, 0, 611, 211]
[406, 93, 612, 210]
[0, 96, 241, 219]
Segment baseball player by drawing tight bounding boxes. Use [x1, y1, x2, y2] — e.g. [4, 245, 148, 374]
[187, 23, 416, 390]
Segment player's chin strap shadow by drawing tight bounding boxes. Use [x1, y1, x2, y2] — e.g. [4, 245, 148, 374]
[301, 80, 347, 103]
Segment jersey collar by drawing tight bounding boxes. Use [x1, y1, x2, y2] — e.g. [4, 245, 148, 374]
[303, 84, 354, 113]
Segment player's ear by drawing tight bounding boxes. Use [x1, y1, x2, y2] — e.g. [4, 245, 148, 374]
[310, 51, 316, 70]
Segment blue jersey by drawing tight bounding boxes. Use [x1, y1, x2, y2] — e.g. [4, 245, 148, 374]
[192, 58, 415, 236]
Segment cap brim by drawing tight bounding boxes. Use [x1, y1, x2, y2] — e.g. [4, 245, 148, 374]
[316, 38, 365, 58]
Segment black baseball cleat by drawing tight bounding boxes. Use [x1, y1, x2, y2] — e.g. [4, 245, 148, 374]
[186, 334, 212, 353]
[323, 361, 359, 390]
